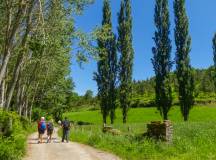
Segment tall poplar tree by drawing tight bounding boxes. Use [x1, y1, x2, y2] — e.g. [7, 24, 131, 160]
[118, 0, 134, 123]
[108, 34, 118, 124]
[174, 0, 194, 121]
[152, 0, 172, 120]
[213, 33, 216, 91]
[94, 0, 117, 124]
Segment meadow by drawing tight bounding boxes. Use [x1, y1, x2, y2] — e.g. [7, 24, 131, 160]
[64, 105, 216, 160]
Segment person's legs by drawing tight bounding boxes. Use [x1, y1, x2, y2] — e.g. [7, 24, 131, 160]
[50, 133, 52, 143]
[39, 134, 42, 143]
[65, 130, 69, 143]
[47, 130, 53, 143]
[38, 130, 40, 143]
[62, 129, 65, 142]
[40, 133, 43, 143]
[47, 133, 50, 143]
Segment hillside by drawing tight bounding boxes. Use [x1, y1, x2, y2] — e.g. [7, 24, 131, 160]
[69, 67, 216, 111]
[131, 67, 216, 108]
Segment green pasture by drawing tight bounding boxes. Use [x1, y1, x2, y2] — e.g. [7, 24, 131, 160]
[65, 105, 216, 124]
[63, 105, 216, 160]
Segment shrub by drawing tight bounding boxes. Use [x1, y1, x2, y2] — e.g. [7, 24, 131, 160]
[0, 110, 35, 160]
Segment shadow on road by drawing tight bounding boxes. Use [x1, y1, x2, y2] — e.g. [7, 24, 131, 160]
[28, 137, 60, 144]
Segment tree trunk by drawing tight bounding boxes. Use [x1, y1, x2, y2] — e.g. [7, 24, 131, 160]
[5, 0, 35, 110]
[29, 82, 39, 122]
[18, 85, 25, 116]
[184, 116, 188, 121]
[103, 113, 107, 124]
[163, 113, 168, 121]
[0, 79, 5, 108]
[123, 104, 127, 123]
[0, 0, 26, 85]
[5, 58, 23, 110]
[24, 98, 29, 118]
[16, 79, 22, 112]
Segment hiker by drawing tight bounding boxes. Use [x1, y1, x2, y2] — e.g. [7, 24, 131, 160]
[61, 117, 71, 143]
[58, 120, 62, 125]
[38, 117, 46, 143]
[47, 119, 54, 143]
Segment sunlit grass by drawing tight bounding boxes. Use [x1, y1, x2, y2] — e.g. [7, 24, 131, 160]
[64, 106, 216, 160]
[65, 105, 216, 124]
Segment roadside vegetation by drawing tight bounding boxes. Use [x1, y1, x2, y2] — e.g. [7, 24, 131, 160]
[0, 110, 35, 160]
[65, 106, 216, 160]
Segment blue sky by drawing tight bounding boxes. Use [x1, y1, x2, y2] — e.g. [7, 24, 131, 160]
[71, 0, 216, 95]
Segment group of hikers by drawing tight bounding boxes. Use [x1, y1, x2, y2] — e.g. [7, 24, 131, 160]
[37, 117, 71, 143]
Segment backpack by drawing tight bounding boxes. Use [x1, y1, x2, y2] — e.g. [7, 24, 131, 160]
[40, 121, 46, 130]
[63, 121, 70, 130]
[47, 122, 54, 131]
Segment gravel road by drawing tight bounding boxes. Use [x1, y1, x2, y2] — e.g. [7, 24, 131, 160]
[23, 129, 120, 160]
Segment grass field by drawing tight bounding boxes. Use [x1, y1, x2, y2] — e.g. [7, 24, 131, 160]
[64, 105, 216, 160]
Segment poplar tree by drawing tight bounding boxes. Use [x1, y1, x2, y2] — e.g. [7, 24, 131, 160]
[152, 0, 172, 120]
[213, 33, 216, 91]
[174, 0, 194, 121]
[118, 0, 134, 123]
[94, 0, 117, 124]
[108, 34, 118, 124]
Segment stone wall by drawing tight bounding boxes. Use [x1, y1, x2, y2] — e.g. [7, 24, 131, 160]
[145, 120, 173, 142]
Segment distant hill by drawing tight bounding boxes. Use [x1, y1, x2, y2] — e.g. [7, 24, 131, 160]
[69, 67, 216, 110]
[131, 67, 216, 108]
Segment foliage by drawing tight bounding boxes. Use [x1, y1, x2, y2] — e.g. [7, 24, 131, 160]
[131, 67, 216, 108]
[0, 110, 35, 160]
[0, 0, 96, 122]
[31, 108, 47, 122]
[152, 0, 173, 120]
[118, 0, 134, 123]
[212, 33, 216, 91]
[94, 0, 118, 124]
[67, 91, 99, 111]
[174, 0, 194, 121]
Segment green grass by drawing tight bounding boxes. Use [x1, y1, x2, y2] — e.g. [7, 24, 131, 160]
[65, 105, 216, 124]
[64, 105, 216, 160]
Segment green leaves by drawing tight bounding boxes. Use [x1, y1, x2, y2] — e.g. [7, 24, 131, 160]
[212, 33, 216, 92]
[95, 0, 118, 124]
[118, 0, 134, 123]
[174, 0, 194, 121]
[152, 0, 172, 120]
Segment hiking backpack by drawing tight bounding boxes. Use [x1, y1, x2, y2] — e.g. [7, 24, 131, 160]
[40, 121, 46, 130]
[47, 122, 54, 131]
[63, 121, 70, 130]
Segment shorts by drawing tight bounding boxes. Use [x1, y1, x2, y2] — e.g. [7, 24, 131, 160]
[47, 130, 53, 135]
[39, 129, 45, 134]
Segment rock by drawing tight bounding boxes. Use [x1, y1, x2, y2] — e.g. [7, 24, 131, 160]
[102, 126, 121, 135]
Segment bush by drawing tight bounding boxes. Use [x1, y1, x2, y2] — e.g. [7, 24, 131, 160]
[0, 110, 35, 160]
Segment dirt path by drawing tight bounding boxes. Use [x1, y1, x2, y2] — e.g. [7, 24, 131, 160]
[23, 129, 120, 160]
